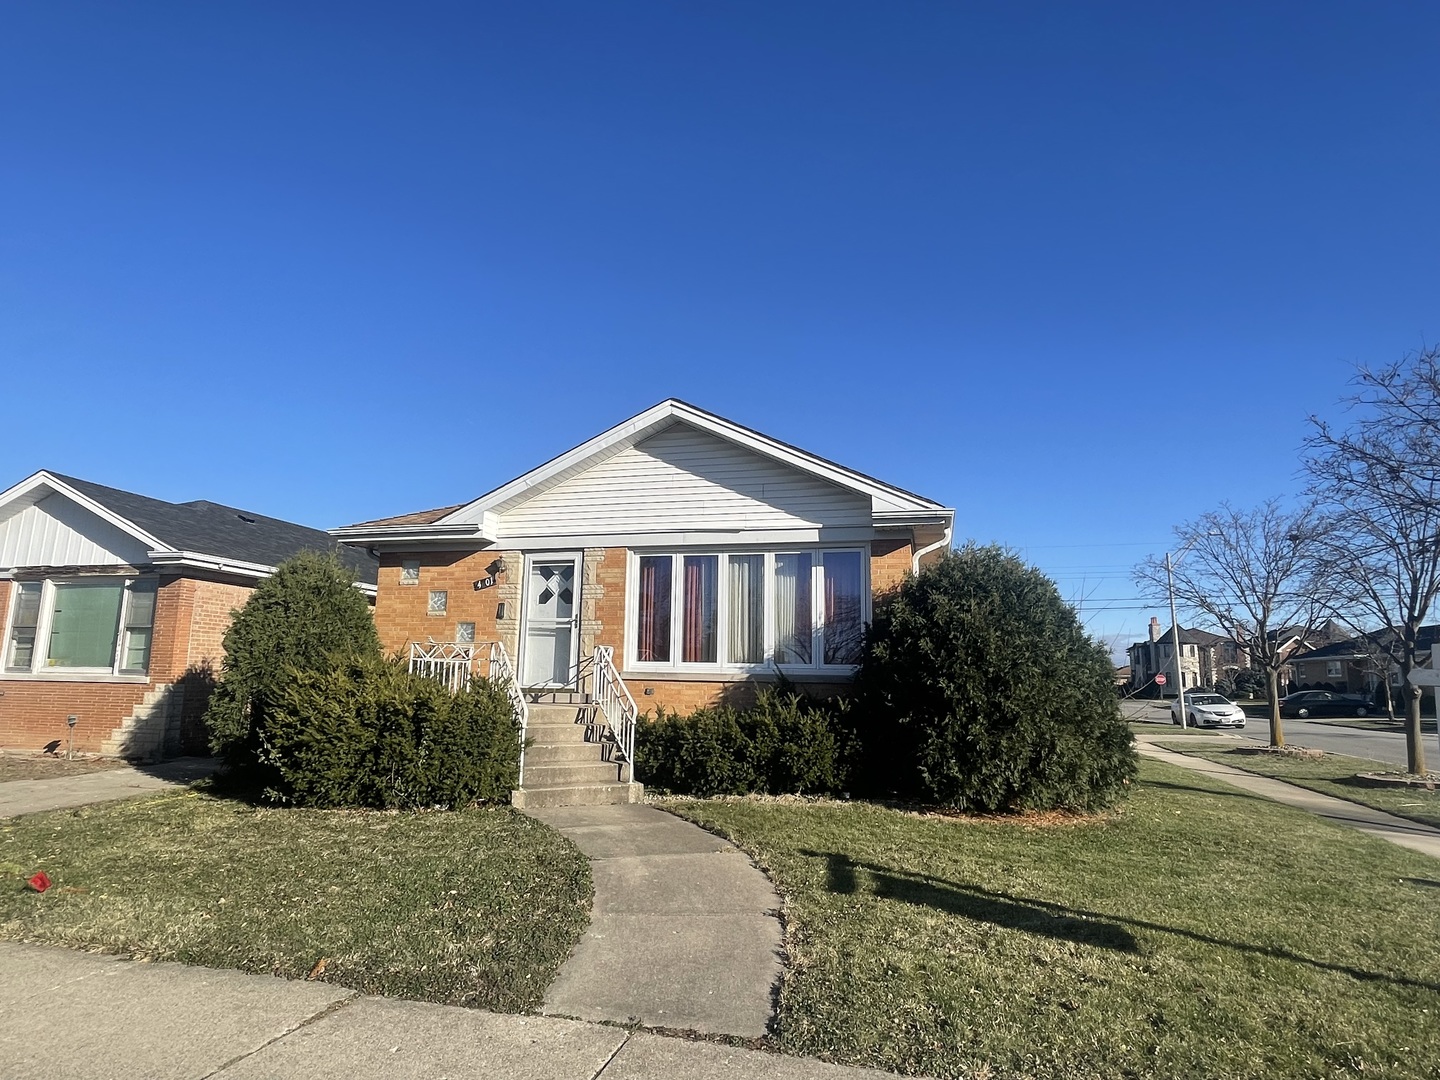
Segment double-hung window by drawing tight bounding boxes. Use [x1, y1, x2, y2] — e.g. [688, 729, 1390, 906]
[4, 577, 158, 676]
[630, 549, 866, 672]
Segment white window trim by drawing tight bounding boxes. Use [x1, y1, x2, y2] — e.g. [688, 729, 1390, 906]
[624, 546, 869, 676]
[3, 575, 157, 679]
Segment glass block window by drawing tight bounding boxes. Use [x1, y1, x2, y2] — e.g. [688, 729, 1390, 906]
[428, 590, 448, 616]
[400, 560, 421, 585]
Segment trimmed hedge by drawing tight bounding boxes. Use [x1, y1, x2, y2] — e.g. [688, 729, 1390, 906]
[855, 545, 1136, 812]
[636, 689, 849, 797]
[256, 656, 520, 808]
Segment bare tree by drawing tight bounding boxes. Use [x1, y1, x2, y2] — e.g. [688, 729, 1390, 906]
[1304, 348, 1440, 774]
[1134, 500, 1334, 747]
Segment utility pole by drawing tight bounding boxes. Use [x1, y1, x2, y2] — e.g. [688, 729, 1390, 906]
[1166, 552, 1186, 729]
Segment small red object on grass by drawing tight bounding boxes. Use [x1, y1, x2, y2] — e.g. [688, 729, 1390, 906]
[27, 871, 51, 893]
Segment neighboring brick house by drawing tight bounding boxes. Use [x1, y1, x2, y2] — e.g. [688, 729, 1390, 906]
[0, 471, 377, 758]
[1127, 618, 1251, 694]
[333, 399, 953, 717]
[1288, 625, 1440, 699]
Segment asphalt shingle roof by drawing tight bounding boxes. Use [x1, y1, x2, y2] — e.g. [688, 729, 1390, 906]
[51, 473, 378, 586]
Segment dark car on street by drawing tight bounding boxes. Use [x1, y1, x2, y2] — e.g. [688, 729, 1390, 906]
[1278, 690, 1372, 719]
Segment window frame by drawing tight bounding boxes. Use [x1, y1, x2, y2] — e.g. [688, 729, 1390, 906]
[3, 575, 160, 679]
[624, 546, 870, 675]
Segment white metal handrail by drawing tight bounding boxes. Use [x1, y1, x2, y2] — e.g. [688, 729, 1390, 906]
[591, 644, 637, 783]
[408, 639, 530, 787]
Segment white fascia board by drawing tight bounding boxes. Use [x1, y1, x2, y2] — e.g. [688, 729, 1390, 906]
[437, 400, 949, 526]
[147, 550, 279, 580]
[146, 549, 378, 596]
[0, 471, 170, 551]
[328, 522, 493, 545]
[873, 508, 955, 527]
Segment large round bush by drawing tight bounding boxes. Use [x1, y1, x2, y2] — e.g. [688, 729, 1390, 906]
[206, 550, 380, 771]
[855, 545, 1135, 811]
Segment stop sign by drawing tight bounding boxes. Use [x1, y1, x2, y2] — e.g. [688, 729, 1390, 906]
[1155, 673, 1167, 686]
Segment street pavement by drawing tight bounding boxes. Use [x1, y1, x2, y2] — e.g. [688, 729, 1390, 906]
[1121, 698, 1427, 768]
[0, 943, 901, 1080]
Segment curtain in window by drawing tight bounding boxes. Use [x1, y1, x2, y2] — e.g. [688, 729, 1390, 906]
[823, 551, 864, 665]
[727, 555, 764, 664]
[773, 553, 812, 664]
[682, 556, 718, 663]
[637, 556, 672, 662]
[48, 582, 124, 668]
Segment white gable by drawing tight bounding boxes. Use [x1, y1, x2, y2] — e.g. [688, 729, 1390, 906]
[0, 492, 152, 569]
[494, 424, 871, 540]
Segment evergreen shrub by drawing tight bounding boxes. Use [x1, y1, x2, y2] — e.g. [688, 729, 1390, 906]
[206, 551, 380, 776]
[854, 545, 1136, 811]
[260, 655, 520, 808]
[636, 688, 848, 797]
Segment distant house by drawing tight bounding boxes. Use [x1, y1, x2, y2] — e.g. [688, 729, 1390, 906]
[0, 471, 377, 758]
[1127, 618, 1250, 694]
[1287, 626, 1440, 699]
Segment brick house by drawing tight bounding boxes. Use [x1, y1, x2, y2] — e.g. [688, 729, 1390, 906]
[333, 400, 952, 806]
[0, 471, 377, 758]
[1127, 618, 1251, 695]
[1288, 625, 1440, 700]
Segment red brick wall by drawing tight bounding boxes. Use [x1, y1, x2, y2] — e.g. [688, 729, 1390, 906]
[370, 538, 919, 715]
[373, 550, 521, 659]
[0, 574, 255, 757]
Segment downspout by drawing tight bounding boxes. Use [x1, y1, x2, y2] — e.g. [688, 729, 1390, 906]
[912, 522, 953, 574]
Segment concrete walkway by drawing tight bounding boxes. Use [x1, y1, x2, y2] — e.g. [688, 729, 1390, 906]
[525, 803, 784, 1038]
[0, 943, 893, 1080]
[1137, 735, 1440, 860]
[0, 757, 216, 818]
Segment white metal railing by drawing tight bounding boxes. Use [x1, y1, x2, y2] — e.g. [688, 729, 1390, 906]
[590, 644, 638, 783]
[408, 639, 530, 787]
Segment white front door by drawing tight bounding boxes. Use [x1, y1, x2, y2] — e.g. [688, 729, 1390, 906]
[522, 553, 582, 687]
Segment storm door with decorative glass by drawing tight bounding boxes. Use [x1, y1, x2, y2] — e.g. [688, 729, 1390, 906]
[522, 554, 581, 686]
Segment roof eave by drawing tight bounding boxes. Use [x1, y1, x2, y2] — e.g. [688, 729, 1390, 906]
[146, 550, 377, 595]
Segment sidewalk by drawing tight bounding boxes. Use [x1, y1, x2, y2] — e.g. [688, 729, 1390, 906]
[1136, 735, 1440, 860]
[0, 757, 216, 818]
[0, 942, 894, 1080]
[525, 803, 784, 1038]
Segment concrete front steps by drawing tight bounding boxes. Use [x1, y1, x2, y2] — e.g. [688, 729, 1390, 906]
[510, 700, 643, 809]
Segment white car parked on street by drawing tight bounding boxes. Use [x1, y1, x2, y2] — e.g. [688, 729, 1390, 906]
[1170, 692, 1247, 728]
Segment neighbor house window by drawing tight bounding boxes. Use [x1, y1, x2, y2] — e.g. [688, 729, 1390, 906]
[4, 577, 158, 676]
[630, 549, 868, 672]
[399, 560, 421, 585]
[1326, 661, 1343, 679]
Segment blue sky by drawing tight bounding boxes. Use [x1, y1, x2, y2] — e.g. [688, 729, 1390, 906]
[4, 2, 1437, 659]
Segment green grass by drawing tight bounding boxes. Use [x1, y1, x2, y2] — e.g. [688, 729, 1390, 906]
[663, 762, 1440, 1080]
[0, 790, 591, 1011]
[1157, 743, 1440, 832]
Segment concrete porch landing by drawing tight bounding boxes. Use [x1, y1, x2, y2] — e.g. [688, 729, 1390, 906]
[525, 803, 784, 1038]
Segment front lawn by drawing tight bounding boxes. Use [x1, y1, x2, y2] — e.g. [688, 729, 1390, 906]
[664, 760, 1440, 1080]
[1157, 743, 1440, 832]
[0, 790, 591, 1011]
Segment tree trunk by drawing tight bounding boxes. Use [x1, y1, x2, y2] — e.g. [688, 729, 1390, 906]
[1267, 667, 1284, 747]
[1405, 680, 1426, 776]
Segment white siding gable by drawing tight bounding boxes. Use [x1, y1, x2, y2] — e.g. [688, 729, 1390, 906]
[494, 424, 871, 539]
[0, 493, 152, 569]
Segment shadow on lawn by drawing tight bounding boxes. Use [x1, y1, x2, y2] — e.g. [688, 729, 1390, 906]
[804, 850, 1440, 993]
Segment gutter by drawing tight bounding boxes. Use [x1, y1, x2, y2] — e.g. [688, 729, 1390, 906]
[911, 521, 954, 574]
